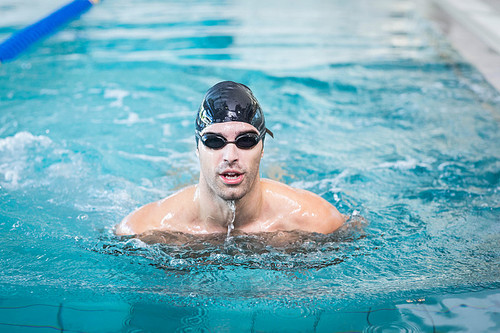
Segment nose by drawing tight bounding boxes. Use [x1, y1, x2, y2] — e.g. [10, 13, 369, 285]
[222, 142, 239, 164]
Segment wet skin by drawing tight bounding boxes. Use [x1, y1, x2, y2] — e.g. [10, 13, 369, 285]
[116, 122, 345, 236]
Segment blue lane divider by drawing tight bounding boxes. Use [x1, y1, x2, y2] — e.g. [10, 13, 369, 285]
[0, 0, 99, 63]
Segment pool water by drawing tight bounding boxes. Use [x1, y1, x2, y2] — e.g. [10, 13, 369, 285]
[1, 0, 499, 331]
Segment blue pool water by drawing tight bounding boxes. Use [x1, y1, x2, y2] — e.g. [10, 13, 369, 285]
[1, 0, 499, 331]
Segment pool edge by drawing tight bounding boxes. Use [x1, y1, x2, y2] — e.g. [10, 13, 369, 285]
[420, 0, 500, 93]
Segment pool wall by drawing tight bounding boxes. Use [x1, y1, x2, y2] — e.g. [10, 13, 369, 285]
[1, 288, 498, 331]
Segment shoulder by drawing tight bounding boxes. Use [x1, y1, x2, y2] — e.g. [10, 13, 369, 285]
[115, 185, 197, 236]
[261, 179, 345, 234]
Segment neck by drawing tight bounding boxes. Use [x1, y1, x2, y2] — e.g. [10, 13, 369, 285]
[196, 177, 263, 231]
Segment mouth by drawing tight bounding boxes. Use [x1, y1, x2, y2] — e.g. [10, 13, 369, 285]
[220, 171, 244, 185]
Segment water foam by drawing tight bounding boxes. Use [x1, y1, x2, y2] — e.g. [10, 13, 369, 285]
[104, 88, 129, 108]
[0, 132, 52, 188]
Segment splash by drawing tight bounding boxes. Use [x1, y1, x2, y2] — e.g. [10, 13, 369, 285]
[0, 131, 52, 188]
[226, 200, 236, 239]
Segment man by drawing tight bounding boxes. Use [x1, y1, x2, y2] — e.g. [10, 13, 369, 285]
[116, 81, 344, 236]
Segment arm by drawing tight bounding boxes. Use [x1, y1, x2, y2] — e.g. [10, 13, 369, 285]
[115, 202, 159, 236]
[115, 186, 196, 236]
[311, 200, 345, 234]
[261, 179, 345, 234]
[293, 189, 345, 234]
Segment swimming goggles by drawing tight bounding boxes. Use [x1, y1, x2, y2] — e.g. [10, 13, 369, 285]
[197, 132, 265, 149]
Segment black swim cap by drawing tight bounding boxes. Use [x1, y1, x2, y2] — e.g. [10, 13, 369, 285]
[195, 81, 273, 142]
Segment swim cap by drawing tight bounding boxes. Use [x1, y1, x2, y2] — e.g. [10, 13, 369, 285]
[195, 81, 273, 141]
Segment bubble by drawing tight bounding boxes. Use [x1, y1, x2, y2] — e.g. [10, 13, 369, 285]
[10, 220, 21, 230]
[77, 214, 89, 221]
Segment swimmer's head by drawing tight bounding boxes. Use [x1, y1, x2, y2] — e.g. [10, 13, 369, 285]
[195, 81, 273, 144]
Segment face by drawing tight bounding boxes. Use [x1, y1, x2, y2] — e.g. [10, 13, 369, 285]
[197, 122, 264, 201]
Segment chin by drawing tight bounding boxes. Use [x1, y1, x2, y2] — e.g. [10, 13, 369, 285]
[219, 193, 244, 201]
[218, 188, 247, 201]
